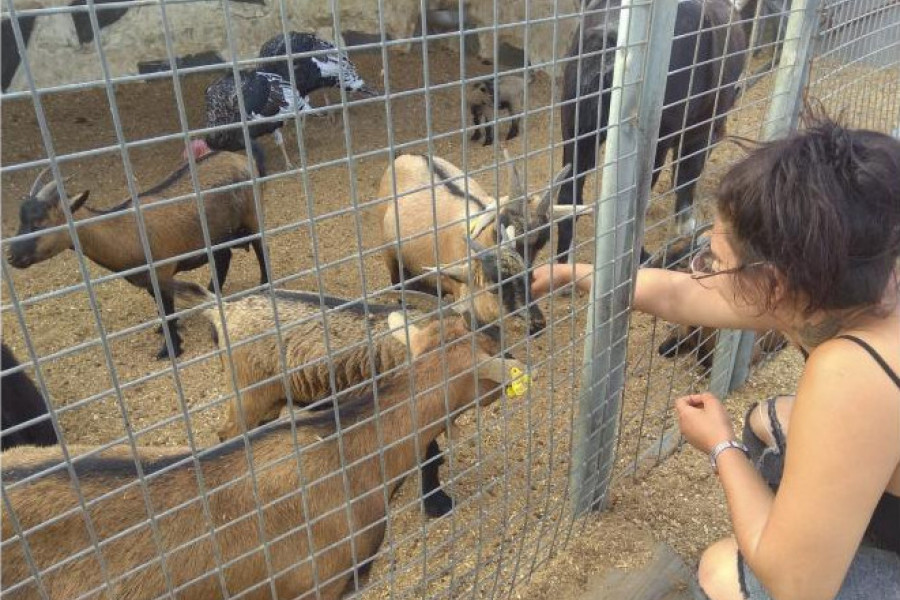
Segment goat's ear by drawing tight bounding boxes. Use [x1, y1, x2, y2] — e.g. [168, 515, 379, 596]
[504, 149, 525, 201]
[388, 311, 421, 345]
[504, 225, 516, 243]
[537, 164, 573, 216]
[69, 191, 90, 213]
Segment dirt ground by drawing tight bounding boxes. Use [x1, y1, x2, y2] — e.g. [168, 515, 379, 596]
[2, 40, 897, 598]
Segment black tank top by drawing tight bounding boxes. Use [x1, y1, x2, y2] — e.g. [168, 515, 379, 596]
[836, 335, 900, 556]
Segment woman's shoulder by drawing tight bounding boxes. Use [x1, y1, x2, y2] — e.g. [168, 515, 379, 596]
[800, 332, 900, 413]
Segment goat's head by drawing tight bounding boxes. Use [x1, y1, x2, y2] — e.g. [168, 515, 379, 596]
[388, 311, 531, 407]
[468, 81, 494, 104]
[469, 151, 574, 263]
[8, 168, 90, 269]
[425, 236, 545, 336]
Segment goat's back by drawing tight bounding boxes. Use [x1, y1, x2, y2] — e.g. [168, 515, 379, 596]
[377, 154, 494, 273]
[207, 291, 442, 405]
[141, 152, 261, 247]
[0, 426, 380, 599]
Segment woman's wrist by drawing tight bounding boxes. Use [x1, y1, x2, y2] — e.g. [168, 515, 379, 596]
[709, 439, 750, 474]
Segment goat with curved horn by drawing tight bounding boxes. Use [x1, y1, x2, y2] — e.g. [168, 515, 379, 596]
[377, 153, 547, 335]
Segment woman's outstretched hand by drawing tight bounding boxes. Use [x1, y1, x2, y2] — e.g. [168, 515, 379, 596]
[531, 263, 596, 298]
[531, 264, 573, 298]
[674, 392, 737, 454]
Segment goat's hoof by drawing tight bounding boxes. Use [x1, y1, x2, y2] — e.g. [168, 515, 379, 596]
[483, 139, 493, 147]
[471, 132, 481, 142]
[424, 489, 454, 518]
[156, 344, 183, 360]
[657, 340, 679, 358]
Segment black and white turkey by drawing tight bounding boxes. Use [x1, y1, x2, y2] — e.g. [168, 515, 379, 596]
[200, 68, 310, 168]
[258, 31, 377, 117]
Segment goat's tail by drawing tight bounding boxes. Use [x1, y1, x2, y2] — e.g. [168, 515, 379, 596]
[171, 280, 215, 306]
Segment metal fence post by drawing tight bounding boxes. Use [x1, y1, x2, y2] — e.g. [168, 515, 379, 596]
[570, 0, 676, 515]
[710, 0, 822, 398]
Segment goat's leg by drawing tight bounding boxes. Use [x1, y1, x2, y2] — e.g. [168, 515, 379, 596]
[673, 132, 711, 236]
[385, 252, 402, 287]
[155, 289, 184, 360]
[470, 106, 483, 141]
[421, 439, 453, 517]
[250, 237, 269, 286]
[505, 115, 520, 141]
[208, 247, 233, 292]
[483, 118, 495, 146]
[638, 138, 674, 265]
[554, 135, 598, 263]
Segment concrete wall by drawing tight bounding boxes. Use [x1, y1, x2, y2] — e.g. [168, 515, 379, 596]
[2, 0, 585, 93]
[2, 0, 422, 92]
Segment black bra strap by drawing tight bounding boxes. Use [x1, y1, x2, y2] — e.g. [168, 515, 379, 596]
[836, 334, 900, 390]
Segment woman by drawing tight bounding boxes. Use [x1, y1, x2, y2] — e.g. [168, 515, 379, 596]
[533, 116, 900, 599]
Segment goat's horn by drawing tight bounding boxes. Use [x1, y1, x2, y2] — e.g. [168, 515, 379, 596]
[504, 149, 525, 202]
[29, 167, 52, 197]
[37, 179, 61, 201]
[424, 264, 471, 284]
[550, 203, 593, 219]
[468, 211, 497, 240]
[538, 164, 573, 213]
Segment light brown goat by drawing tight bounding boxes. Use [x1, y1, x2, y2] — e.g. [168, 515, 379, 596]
[375, 153, 576, 336]
[175, 282, 497, 517]
[7, 152, 268, 359]
[1, 312, 526, 600]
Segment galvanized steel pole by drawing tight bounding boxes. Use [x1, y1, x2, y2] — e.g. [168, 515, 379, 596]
[571, 0, 676, 515]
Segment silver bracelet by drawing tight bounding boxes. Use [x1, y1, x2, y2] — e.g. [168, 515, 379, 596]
[709, 440, 750, 474]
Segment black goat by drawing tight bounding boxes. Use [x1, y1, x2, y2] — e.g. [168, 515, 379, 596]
[555, 0, 747, 262]
[1, 344, 57, 450]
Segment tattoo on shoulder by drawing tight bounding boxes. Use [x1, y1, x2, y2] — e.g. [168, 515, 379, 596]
[798, 316, 843, 347]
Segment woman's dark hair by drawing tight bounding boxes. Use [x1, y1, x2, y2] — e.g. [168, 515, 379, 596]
[716, 110, 900, 315]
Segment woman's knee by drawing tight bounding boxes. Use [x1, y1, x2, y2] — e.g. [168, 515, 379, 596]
[698, 537, 744, 600]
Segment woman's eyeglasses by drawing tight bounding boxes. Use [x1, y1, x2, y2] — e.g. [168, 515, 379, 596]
[689, 244, 766, 280]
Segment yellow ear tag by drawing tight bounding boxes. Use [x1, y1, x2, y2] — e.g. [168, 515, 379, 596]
[505, 367, 531, 398]
[469, 221, 479, 236]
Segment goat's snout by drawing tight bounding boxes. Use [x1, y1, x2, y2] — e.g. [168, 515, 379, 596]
[657, 337, 682, 358]
[7, 243, 35, 269]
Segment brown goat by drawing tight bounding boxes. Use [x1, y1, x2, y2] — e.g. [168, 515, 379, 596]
[7, 152, 269, 359]
[375, 153, 574, 335]
[174, 282, 497, 517]
[1, 312, 527, 600]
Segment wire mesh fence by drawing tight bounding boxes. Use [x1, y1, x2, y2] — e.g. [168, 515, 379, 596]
[1, 0, 898, 598]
